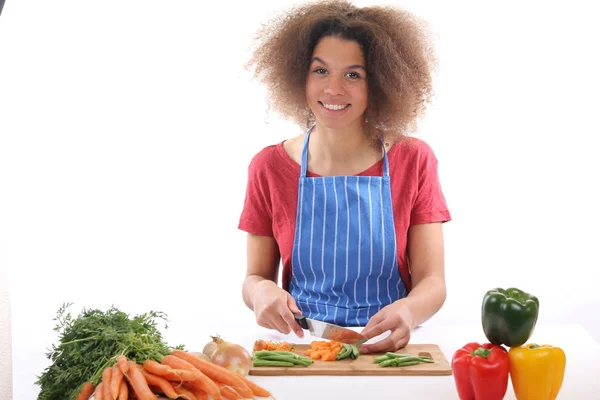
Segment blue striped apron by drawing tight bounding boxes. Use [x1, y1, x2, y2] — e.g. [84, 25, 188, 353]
[289, 127, 407, 327]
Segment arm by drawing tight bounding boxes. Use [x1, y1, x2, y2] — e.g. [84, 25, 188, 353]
[360, 222, 447, 352]
[241, 233, 305, 337]
[242, 233, 281, 310]
[399, 222, 447, 328]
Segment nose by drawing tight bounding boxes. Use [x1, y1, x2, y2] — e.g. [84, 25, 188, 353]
[324, 75, 345, 96]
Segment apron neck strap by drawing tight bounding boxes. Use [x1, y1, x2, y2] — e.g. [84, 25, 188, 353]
[300, 126, 390, 178]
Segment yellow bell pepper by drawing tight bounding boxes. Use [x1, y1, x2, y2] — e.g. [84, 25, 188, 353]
[508, 343, 566, 400]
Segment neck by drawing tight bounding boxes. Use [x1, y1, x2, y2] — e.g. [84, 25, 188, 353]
[310, 122, 374, 162]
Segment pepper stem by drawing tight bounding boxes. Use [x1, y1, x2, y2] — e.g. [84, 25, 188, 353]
[471, 347, 491, 358]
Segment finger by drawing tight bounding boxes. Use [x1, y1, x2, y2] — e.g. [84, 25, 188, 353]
[360, 329, 407, 354]
[284, 296, 305, 337]
[286, 295, 302, 315]
[361, 315, 383, 336]
[271, 314, 292, 335]
[281, 309, 304, 338]
[360, 316, 392, 340]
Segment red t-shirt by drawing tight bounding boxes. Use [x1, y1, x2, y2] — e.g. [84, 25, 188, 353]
[238, 136, 451, 293]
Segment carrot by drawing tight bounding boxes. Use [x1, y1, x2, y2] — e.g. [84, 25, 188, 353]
[161, 355, 204, 379]
[141, 369, 178, 398]
[161, 355, 221, 400]
[76, 381, 95, 400]
[217, 382, 243, 399]
[110, 362, 124, 399]
[173, 384, 198, 400]
[116, 355, 129, 374]
[240, 376, 271, 398]
[125, 360, 158, 400]
[101, 367, 113, 400]
[143, 359, 199, 382]
[117, 380, 128, 400]
[143, 359, 172, 376]
[170, 349, 253, 398]
[185, 381, 210, 400]
[94, 381, 104, 399]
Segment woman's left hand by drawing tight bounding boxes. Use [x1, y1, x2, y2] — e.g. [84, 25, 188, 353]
[358, 301, 414, 353]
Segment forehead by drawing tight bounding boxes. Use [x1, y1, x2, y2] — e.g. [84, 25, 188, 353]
[311, 36, 364, 65]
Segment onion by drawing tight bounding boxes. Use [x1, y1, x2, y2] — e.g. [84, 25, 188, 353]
[203, 340, 217, 358]
[205, 335, 252, 376]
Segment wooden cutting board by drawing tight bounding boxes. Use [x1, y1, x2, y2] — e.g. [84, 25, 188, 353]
[249, 343, 452, 376]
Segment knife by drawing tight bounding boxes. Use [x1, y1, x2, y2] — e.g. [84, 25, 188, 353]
[294, 314, 368, 345]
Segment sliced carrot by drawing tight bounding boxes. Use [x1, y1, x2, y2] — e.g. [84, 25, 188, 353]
[76, 381, 95, 400]
[125, 360, 158, 400]
[170, 349, 250, 398]
[141, 369, 178, 398]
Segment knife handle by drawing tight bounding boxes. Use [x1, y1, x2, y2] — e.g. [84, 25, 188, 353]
[293, 314, 309, 330]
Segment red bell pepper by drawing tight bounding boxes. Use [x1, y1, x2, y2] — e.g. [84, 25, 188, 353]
[452, 342, 509, 400]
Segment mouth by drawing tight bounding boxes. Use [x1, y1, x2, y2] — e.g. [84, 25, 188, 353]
[318, 101, 351, 115]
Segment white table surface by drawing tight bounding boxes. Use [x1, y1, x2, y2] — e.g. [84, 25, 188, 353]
[18, 321, 600, 399]
[201, 321, 600, 400]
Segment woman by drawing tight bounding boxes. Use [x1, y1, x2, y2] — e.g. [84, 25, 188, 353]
[238, 0, 451, 353]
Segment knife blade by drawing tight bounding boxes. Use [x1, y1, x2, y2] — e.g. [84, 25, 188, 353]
[294, 314, 368, 345]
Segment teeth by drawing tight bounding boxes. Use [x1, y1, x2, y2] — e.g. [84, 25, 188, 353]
[323, 103, 349, 111]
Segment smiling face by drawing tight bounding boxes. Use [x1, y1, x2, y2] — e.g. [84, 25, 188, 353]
[305, 36, 368, 131]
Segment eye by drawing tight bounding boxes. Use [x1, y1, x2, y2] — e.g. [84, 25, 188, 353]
[347, 72, 361, 79]
[314, 68, 327, 74]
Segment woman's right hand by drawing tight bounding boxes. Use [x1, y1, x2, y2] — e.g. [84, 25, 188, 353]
[251, 280, 305, 338]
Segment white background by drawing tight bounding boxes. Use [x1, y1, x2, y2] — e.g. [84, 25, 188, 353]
[1, 0, 599, 399]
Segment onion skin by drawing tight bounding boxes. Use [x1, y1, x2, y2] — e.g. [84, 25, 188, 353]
[203, 341, 217, 358]
[207, 336, 252, 376]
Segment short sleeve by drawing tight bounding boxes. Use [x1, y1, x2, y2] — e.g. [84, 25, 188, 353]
[410, 142, 451, 225]
[238, 152, 274, 236]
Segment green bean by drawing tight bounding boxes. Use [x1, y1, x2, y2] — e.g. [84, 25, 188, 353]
[258, 355, 311, 366]
[253, 359, 296, 367]
[384, 352, 414, 359]
[254, 350, 299, 358]
[351, 345, 359, 359]
[380, 359, 421, 368]
[337, 345, 352, 360]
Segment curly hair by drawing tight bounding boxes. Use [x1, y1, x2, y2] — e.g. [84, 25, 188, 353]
[245, 0, 438, 143]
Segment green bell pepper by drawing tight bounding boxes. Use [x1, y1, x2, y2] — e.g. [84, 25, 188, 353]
[481, 287, 539, 347]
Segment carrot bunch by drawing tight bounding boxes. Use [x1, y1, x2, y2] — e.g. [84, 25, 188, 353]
[253, 339, 294, 352]
[76, 350, 272, 400]
[304, 340, 343, 361]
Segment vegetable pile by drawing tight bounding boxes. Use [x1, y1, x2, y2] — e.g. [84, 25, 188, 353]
[36, 303, 180, 400]
[451, 286, 567, 400]
[252, 340, 294, 352]
[81, 350, 271, 400]
[35, 303, 272, 400]
[304, 340, 359, 361]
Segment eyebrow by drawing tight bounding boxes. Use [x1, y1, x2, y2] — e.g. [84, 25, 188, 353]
[311, 56, 366, 71]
